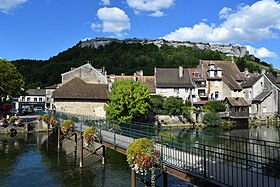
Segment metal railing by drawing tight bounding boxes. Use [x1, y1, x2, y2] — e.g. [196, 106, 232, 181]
[47, 112, 280, 187]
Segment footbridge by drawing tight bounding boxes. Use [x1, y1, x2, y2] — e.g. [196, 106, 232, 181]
[47, 112, 280, 187]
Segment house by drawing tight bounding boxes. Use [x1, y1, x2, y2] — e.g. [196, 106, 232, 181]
[224, 97, 249, 119]
[109, 70, 156, 94]
[198, 60, 244, 100]
[188, 68, 207, 103]
[242, 72, 280, 117]
[61, 63, 107, 84]
[45, 84, 58, 111]
[52, 78, 108, 117]
[155, 67, 194, 100]
[17, 88, 46, 111]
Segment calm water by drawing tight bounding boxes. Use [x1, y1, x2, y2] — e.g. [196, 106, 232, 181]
[0, 132, 190, 187]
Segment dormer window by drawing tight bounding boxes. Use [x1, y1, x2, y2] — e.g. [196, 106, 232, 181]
[209, 62, 215, 69]
[216, 68, 222, 77]
[193, 70, 200, 78]
[208, 68, 215, 77]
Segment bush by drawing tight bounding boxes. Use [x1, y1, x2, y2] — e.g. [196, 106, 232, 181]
[221, 120, 237, 130]
[162, 96, 184, 116]
[150, 95, 164, 114]
[203, 101, 227, 112]
[202, 112, 222, 127]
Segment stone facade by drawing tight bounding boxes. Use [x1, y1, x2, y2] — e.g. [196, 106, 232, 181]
[61, 63, 107, 85]
[54, 100, 107, 117]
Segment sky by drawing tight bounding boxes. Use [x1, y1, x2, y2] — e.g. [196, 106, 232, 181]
[0, 0, 280, 69]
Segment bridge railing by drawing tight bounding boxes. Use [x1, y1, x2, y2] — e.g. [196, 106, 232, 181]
[48, 112, 280, 187]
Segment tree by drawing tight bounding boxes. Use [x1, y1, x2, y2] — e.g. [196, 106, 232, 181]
[0, 59, 24, 97]
[203, 101, 227, 112]
[202, 112, 223, 127]
[150, 95, 164, 114]
[105, 80, 151, 122]
[0, 60, 24, 114]
[162, 96, 184, 116]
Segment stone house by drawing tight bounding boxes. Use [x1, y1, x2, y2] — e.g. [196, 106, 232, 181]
[61, 63, 107, 84]
[198, 60, 244, 101]
[155, 67, 194, 100]
[242, 72, 280, 117]
[52, 78, 108, 117]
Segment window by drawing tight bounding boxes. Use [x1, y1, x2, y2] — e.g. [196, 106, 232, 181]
[215, 91, 219, 99]
[174, 88, 179, 94]
[34, 98, 37, 102]
[39, 98, 42, 102]
[27, 97, 30, 102]
[22, 97, 25, 101]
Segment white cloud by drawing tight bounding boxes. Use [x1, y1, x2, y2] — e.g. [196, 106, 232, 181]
[127, 0, 174, 17]
[163, 0, 280, 43]
[100, 0, 110, 6]
[91, 7, 130, 37]
[245, 45, 277, 58]
[0, 0, 28, 13]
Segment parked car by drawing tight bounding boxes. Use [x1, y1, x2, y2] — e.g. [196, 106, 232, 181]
[34, 106, 43, 112]
[8, 109, 19, 116]
[22, 107, 34, 115]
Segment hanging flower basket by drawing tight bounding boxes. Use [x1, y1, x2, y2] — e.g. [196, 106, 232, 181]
[49, 117, 58, 128]
[127, 138, 160, 187]
[83, 126, 100, 146]
[60, 120, 73, 135]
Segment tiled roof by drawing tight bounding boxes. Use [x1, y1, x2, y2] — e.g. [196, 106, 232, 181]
[264, 74, 280, 90]
[52, 78, 108, 100]
[114, 76, 156, 93]
[225, 97, 249, 107]
[199, 60, 244, 90]
[241, 75, 261, 88]
[156, 68, 194, 88]
[252, 91, 272, 102]
[46, 84, 58, 89]
[26, 89, 46, 96]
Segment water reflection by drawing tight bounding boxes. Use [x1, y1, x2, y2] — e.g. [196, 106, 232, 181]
[0, 132, 191, 187]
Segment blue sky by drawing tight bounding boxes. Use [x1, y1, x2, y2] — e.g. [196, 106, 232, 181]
[0, 0, 280, 69]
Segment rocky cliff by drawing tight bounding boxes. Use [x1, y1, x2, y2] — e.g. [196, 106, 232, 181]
[80, 38, 249, 58]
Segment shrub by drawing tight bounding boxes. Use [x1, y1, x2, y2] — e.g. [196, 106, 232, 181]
[202, 112, 223, 127]
[203, 101, 227, 112]
[162, 96, 184, 116]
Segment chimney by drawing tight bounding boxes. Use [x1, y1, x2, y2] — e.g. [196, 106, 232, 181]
[244, 68, 249, 75]
[179, 66, 184, 78]
[261, 68, 266, 74]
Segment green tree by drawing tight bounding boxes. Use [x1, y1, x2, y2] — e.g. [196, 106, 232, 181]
[150, 95, 164, 114]
[105, 80, 151, 122]
[203, 101, 227, 112]
[202, 112, 223, 127]
[162, 96, 184, 116]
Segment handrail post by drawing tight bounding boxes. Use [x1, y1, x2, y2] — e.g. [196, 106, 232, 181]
[79, 121, 83, 168]
[203, 144, 207, 182]
[131, 169, 136, 187]
[57, 125, 60, 149]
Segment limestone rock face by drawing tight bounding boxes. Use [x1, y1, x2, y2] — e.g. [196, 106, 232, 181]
[80, 38, 251, 58]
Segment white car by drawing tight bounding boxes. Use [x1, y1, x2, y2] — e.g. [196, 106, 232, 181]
[34, 107, 43, 112]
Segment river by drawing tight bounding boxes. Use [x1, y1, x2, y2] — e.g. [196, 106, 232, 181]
[0, 132, 191, 187]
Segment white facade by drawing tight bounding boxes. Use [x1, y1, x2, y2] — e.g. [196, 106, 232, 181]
[156, 88, 193, 100]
